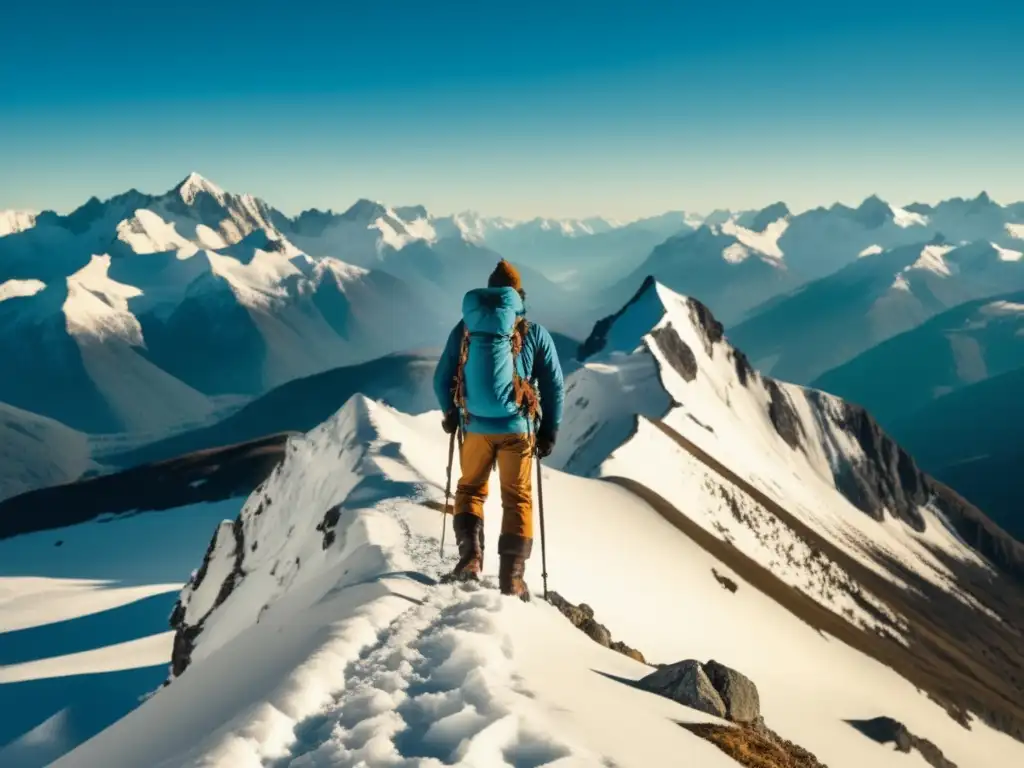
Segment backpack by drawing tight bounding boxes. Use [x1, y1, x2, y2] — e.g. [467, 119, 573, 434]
[451, 287, 539, 426]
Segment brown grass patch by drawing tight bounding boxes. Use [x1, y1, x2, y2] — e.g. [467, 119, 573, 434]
[681, 723, 827, 768]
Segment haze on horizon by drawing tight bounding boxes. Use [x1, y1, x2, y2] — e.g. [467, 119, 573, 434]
[2, 1, 1021, 220]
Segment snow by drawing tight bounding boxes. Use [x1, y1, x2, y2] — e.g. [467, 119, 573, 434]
[993, 242, 1023, 261]
[891, 205, 929, 228]
[1005, 222, 1024, 240]
[0, 278, 46, 302]
[722, 241, 751, 263]
[858, 244, 884, 257]
[0, 210, 37, 237]
[176, 172, 227, 206]
[0, 498, 245, 761]
[63, 254, 144, 344]
[907, 244, 955, 276]
[49, 396, 1024, 768]
[891, 273, 911, 291]
[721, 216, 788, 259]
[981, 300, 1024, 316]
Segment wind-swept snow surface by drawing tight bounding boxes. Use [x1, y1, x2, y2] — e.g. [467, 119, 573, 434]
[53, 397, 1024, 768]
[0, 498, 245, 767]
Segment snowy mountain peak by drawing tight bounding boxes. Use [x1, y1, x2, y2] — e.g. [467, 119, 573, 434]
[173, 172, 227, 205]
[340, 198, 389, 222]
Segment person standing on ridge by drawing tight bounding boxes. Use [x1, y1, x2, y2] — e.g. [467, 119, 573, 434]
[433, 259, 564, 600]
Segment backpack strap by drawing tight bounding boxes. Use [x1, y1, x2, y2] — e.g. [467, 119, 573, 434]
[511, 317, 540, 421]
[452, 321, 471, 427]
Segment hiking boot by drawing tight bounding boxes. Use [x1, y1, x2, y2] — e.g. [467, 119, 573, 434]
[499, 554, 530, 601]
[443, 513, 484, 583]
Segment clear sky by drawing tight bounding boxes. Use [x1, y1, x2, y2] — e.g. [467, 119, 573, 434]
[2, 0, 1021, 220]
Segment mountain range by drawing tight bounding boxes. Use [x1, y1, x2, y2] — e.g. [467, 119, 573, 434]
[4, 280, 1022, 768]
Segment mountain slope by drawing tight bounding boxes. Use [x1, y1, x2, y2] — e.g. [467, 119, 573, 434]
[609, 223, 797, 325]
[0, 210, 36, 237]
[0, 402, 94, 502]
[812, 291, 1024, 427]
[885, 366, 1024, 541]
[44, 397, 1024, 768]
[730, 240, 1024, 383]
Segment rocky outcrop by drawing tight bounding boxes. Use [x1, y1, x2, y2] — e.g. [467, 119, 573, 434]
[650, 324, 698, 382]
[704, 660, 761, 724]
[638, 660, 727, 718]
[545, 591, 646, 663]
[641, 658, 761, 724]
[847, 717, 957, 768]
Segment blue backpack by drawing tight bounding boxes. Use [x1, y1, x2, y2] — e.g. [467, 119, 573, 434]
[452, 287, 539, 425]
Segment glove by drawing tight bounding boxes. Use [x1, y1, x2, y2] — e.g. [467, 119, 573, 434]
[535, 427, 556, 458]
[442, 409, 460, 435]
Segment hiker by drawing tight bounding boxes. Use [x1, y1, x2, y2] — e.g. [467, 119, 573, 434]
[433, 259, 564, 600]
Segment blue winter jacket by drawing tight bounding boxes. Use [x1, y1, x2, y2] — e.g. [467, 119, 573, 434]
[433, 287, 564, 436]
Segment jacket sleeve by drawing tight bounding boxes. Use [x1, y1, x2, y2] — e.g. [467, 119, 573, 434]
[531, 325, 564, 435]
[432, 323, 462, 413]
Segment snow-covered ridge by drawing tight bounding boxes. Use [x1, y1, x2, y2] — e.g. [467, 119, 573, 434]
[51, 388, 1024, 767]
[557, 278, 1001, 623]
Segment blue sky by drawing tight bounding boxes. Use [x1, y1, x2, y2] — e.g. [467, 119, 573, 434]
[1, 1, 1021, 219]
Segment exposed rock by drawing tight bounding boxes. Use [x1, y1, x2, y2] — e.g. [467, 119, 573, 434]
[316, 503, 342, 550]
[650, 324, 698, 382]
[847, 717, 957, 768]
[765, 379, 805, 451]
[545, 591, 646, 664]
[687, 296, 724, 356]
[639, 660, 727, 718]
[712, 567, 739, 593]
[812, 392, 928, 531]
[705, 659, 761, 723]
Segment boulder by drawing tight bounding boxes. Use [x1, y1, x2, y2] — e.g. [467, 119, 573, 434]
[704, 659, 761, 723]
[638, 660, 727, 719]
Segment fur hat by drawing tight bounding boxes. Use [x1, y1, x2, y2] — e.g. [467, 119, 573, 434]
[487, 259, 522, 292]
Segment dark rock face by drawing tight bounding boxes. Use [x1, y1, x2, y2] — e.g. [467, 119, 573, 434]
[813, 393, 928, 531]
[704, 660, 761, 724]
[545, 591, 646, 663]
[316, 503, 342, 550]
[686, 297, 724, 357]
[650, 324, 698, 382]
[847, 717, 957, 768]
[765, 379, 805, 451]
[639, 660, 727, 718]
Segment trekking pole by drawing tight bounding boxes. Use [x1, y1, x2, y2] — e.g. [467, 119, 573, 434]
[533, 422, 549, 599]
[440, 428, 456, 559]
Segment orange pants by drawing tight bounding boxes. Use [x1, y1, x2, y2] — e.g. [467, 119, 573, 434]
[454, 432, 534, 554]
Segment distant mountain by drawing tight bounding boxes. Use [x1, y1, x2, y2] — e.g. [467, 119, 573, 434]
[107, 353, 440, 468]
[0, 174, 521, 434]
[886, 366, 1024, 541]
[606, 212, 796, 325]
[730, 240, 1024, 383]
[448, 211, 700, 288]
[0, 210, 36, 237]
[812, 291, 1024, 427]
[0, 402, 94, 502]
